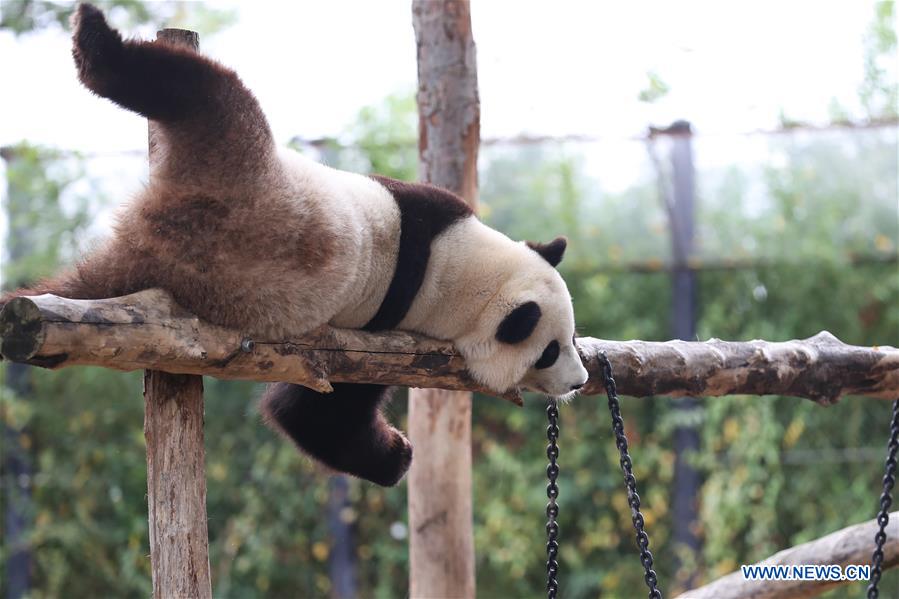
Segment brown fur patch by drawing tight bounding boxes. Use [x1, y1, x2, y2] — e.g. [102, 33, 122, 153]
[105, 184, 339, 335]
[4, 5, 338, 340]
[72, 3, 275, 189]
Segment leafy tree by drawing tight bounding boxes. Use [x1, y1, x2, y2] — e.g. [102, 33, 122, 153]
[2, 29, 897, 599]
[859, 0, 898, 119]
[0, 0, 236, 38]
[639, 71, 671, 104]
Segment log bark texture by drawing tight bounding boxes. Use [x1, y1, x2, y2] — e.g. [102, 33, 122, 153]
[409, 1, 480, 597]
[144, 372, 211, 599]
[142, 27, 211, 599]
[678, 512, 899, 598]
[2, 291, 897, 404]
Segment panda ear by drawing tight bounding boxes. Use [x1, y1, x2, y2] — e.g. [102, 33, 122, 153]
[495, 301, 542, 344]
[526, 236, 567, 267]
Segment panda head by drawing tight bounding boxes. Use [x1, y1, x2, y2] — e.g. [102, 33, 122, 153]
[456, 236, 589, 399]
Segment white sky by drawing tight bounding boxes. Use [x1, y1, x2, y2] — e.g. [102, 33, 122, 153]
[0, 0, 883, 153]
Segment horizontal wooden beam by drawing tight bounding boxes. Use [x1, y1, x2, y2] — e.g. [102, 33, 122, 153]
[679, 512, 899, 599]
[1, 289, 897, 404]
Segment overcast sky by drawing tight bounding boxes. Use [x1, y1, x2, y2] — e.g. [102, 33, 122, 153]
[0, 0, 884, 154]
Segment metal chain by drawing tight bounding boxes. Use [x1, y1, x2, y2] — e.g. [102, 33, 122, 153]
[546, 399, 561, 599]
[544, 355, 895, 599]
[867, 398, 899, 599]
[600, 351, 663, 599]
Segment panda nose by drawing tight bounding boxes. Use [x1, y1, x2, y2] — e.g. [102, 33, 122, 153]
[570, 383, 584, 391]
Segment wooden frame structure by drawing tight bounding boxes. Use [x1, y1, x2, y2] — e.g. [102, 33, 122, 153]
[2, 282, 898, 598]
[1, 3, 898, 598]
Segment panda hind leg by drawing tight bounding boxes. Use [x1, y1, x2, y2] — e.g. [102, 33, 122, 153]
[260, 383, 412, 487]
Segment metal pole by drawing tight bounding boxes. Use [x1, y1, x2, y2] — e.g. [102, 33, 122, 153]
[1, 146, 32, 599]
[667, 120, 703, 590]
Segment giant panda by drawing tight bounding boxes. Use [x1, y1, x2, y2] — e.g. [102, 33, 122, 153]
[7, 3, 589, 486]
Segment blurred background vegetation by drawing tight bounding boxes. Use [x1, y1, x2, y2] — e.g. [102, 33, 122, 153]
[1, 1, 898, 598]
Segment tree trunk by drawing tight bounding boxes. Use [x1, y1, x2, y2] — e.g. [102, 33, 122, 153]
[143, 27, 211, 599]
[409, 1, 480, 596]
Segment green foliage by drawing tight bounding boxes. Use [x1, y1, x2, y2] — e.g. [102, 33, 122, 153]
[1, 142, 149, 596]
[0, 0, 236, 38]
[1, 0, 148, 35]
[336, 91, 418, 181]
[859, 0, 898, 119]
[296, 97, 899, 597]
[2, 97, 897, 599]
[639, 71, 671, 104]
[2, 143, 92, 288]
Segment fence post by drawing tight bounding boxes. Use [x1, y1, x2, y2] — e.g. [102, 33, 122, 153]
[1, 146, 33, 599]
[143, 27, 212, 599]
[409, 1, 480, 597]
[667, 120, 702, 590]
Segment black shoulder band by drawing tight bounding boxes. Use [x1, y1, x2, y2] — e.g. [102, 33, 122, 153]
[363, 176, 473, 331]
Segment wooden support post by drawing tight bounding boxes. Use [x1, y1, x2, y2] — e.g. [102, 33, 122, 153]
[409, 1, 480, 597]
[144, 373, 211, 598]
[143, 27, 212, 599]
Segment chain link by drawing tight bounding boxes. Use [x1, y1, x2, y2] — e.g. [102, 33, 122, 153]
[599, 351, 663, 599]
[867, 398, 899, 599]
[546, 399, 560, 599]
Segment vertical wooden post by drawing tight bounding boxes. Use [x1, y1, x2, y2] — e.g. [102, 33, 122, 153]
[409, 1, 480, 597]
[143, 28, 212, 599]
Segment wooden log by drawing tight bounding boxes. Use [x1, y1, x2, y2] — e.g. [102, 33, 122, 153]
[143, 27, 211, 599]
[1, 291, 897, 404]
[0, 290, 521, 404]
[577, 335, 899, 405]
[678, 512, 899, 599]
[410, 0, 480, 596]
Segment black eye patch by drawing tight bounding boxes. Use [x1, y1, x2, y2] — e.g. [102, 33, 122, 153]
[534, 340, 560, 369]
[495, 301, 542, 344]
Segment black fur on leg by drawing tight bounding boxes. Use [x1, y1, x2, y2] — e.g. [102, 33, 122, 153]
[70, 3, 125, 96]
[72, 2, 218, 121]
[260, 383, 413, 487]
[71, 4, 272, 136]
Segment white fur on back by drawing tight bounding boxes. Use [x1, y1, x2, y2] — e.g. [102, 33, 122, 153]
[399, 217, 518, 337]
[275, 149, 400, 329]
[265, 152, 586, 394]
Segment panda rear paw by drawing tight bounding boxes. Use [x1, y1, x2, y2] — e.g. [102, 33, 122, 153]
[354, 426, 412, 487]
[71, 3, 123, 89]
[367, 429, 413, 487]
